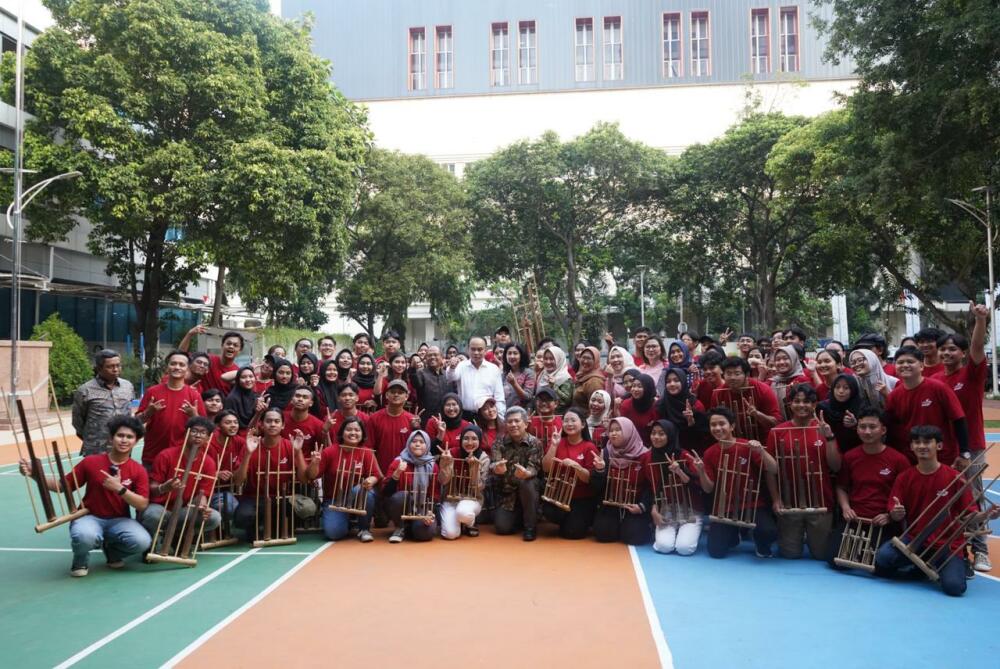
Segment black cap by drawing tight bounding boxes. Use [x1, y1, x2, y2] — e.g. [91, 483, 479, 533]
[495, 325, 511, 335]
[535, 387, 558, 400]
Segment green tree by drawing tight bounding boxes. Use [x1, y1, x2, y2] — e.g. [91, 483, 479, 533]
[30, 313, 91, 402]
[2, 0, 368, 363]
[465, 123, 668, 344]
[336, 149, 472, 342]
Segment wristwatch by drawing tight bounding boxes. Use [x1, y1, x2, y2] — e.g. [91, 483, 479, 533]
[117, 486, 128, 496]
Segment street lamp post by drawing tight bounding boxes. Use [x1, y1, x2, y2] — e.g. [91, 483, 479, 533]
[947, 187, 996, 396]
[638, 265, 647, 327]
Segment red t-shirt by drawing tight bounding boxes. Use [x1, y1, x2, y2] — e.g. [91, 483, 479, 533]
[552, 438, 598, 499]
[282, 411, 328, 456]
[326, 410, 370, 446]
[765, 421, 835, 510]
[425, 416, 470, 453]
[529, 415, 563, 446]
[314, 443, 382, 500]
[209, 432, 244, 473]
[710, 380, 783, 442]
[366, 409, 417, 474]
[646, 449, 704, 512]
[941, 359, 986, 452]
[137, 383, 206, 466]
[254, 379, 274, 395]
[150, 445, 217, 505]
[385, 457, 440, 501]
[884, 377, 965, 465]
[702, 439, 766, 510]
[65, 453, 149, 519]
[771, 374, 814, 419]
[694, 378, 724, 412]
[202, 354, 238, 395]
[889, 463, 975, 552]
[240, 440, 296, 498]
[922, 362, 944, 378]
[838, 446, 912, 518]
[619, 399, 660, 446]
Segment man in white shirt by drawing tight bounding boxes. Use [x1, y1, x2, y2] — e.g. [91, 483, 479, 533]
[446, 336, 506, 420]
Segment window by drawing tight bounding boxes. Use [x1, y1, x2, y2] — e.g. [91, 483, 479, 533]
[435, 25, 453, 89]
[1, 33, 17, 54]
[574, 18, 594, 82]
[408, 28, 426, 90]
[518, 21, 537, 84]
[603, 16, 623, 80]
[691, 11, 711, 77]
[779, 7, 799, 72]
[440, 163, 456, 175]
[491, 23, 510, 86]
[662, 13, 682, 78]
[751, 9, 770, 74]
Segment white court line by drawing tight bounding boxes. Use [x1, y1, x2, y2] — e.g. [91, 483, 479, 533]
[978, 572, 1000, 584]
[0, 546, 315, 557]
[53, 549, 260, 669]
[160, 541, 332, 668]
[628, 546, 674, 669]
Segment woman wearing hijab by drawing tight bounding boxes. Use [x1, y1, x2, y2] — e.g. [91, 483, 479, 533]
[334, 348, 355, 383]
[316, 359, 341, 416]
[769, 345, 813, 420]
[297, 352, 320, 388]
[382, 430, 442, 543]
[818, 373, 864, 452]
[590, 417, 653, 545]
[224, 367, 264, 432]
[657, 368, 710, 453]
[353, 353, 378, 411]
[439, 424, 491, 539]
[536, 345, 574, 414]
[849, 348, 897, 410]
[262, 358, 296, 412]
[541, 407, 599, 539]
[426, 393, 469, 455]
[604, 345, 637, 399]
[618, 373, 659, 446]
[663, 339, 697, 396]
[571, 346, 606, 411]
[648, 419, 703, 555]
[587, 389, 612, 444]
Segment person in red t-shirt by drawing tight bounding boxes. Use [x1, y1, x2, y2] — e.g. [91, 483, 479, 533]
[914, 327, 946, 378]
[325, 383, 370, 446]
[884, 346, 968, 466]
[694, 407, 779, 559]
[282, 387, 329, 457]
[232, 408, 308, 538]
[939, 302, 991, 571]
[137, 350, 206, 468]
[141, 416, 221, 537]
[617, 373, 660, 446]
[648, 419, 704, 556]
[694, 352, 725, 408]
[529, 388, 564, 445]
[765, 384, 841, 560]
[874, 425, 998, 596]
[425, 394, 469, 456]
[541, 408, 598, 539]
[304, 415, 381, 542]
[711, 358, 783, 443]
[179, 326, 244, 395]
[366, 380, 420, 476]
[201, 389, 223, 422]
[19, 415, 151, 577]
[208, 410, 244, 517]
[382, 430, 442, 543]
[826, 407, 910, 566]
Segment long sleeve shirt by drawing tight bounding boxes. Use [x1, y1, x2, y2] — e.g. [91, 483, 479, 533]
[446, 359, 506, 415]
[72, 376, 135, 456]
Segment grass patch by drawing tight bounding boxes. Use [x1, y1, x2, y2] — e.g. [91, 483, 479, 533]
[985, 420, 1000, 429]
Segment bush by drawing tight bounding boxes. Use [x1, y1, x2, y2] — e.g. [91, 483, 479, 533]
[30, 313, 92, 403]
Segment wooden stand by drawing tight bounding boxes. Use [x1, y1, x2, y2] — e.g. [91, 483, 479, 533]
[328, 446, 378, 516]
[253, 447, 297, 548]
[400, 489, 435, 522]
[542, 461, 577, 512]
[602, 462, 639, 509]
[771, 426, 827, 515]
[648, 459, 696, 525]
[711, 386, 760, 441]
[709, 449, 762, 528]
[834, 517, 884, 573]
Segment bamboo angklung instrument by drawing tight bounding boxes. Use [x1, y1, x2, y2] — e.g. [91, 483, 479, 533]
[201, 437, 239, 550]
[709, 448, 763, 528]
[328, 445, 376, 515]
[445, 456, 481, 503]
[542, 460, 577, 512]
[833, 517, 884, 573]
[648, 457, 696, 525]
[400, 463, 435, 521]
[253, 444, 297, 547]
[771, 426, 827, 515]
[711, 386, 760, 442]
[602, 460, 639, 509]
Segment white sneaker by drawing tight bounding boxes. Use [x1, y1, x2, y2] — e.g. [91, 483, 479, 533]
[974, 552, 992, 572]
[358, 530, 374, 543]
[388, 528, 405, 543]
[70, 567, 88, 577]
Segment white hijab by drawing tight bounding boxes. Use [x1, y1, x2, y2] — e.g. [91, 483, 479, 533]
[850, 348, 897, 408]
[607, 345, 637, 380]
[538, 345, 572, 387]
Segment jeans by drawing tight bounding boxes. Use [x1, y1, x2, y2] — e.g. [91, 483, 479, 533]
[875, 537, 967, 597]
[707, 507, 778, 558]
[494, 480, 540, 534]
[440, 499, 483, 539]
[211, 491, 239, 517]
[653, 519, 703, 556]
[542, 497, 595, 539]
[777, 511, 833, 559]
[69, 515, 151, 569]
[387, 491, 437, 541]
[141, 503, 221, 537]
[321, 487, 376, 540]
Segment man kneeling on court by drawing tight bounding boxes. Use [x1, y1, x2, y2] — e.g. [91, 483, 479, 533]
[18, 415, 152, 577]
[141, 416, 222, 538]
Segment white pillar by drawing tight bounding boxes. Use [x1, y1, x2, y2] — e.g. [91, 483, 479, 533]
[830, 294, 849, 343]
[903, 290, 921, 336]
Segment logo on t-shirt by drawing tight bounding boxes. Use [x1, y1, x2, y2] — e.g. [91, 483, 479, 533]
[577, 454, 585, 461]
[953, 382, 964, 391]
[813, 439, 824, 448]
[279, 457, 288, 465]
[399, 427, 409, 434]
[935, 488, 950, 498]
[738, 457, 748, 466]
[121, 478, 133, 486]
[879, 467, 892, 476]
[921, 399, 933, 408]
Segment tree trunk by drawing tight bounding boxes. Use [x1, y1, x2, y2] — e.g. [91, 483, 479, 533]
[210, 264, 226, 327]
[564, 240, 582, 345]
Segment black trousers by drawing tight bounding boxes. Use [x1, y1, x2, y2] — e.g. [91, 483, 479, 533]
[593, 505, 653, 545]
[494, 480, 540, 534]
[542, 497, 596, 540]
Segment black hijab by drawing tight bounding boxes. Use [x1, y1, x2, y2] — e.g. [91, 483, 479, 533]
[263, 358, 296, 411]
[441, 393, 464, 430]
[298, 352, 319, 381]
[657, 368, 709, 437]
[317, 358, 340, 413]
[354, 353, 376, 389]
[457, 424, 487, 459]
[224, 366, 259, 428]
[818, 373, 864, 425]
[631, 373, 656, 413]
[334, 348, 354, 382]
[649, 419, 682, 463]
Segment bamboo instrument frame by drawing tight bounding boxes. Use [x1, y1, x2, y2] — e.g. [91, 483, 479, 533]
[200, 437, 239, 550]
[771, 426, 827, 515]
[445, 456, 482, 503]
[602, 461, 640, 509]
[512, 277, 545, 354]
[253, 445, 297, 548]
[328, 445, 378, 516]
[833, 517, 884, 573]
[400, 468, 436, 521]
[542, 460, 577, 511]
[648, 459, 697, 525]
[711, 386, 761, 442]
[709, 448, 762, 528]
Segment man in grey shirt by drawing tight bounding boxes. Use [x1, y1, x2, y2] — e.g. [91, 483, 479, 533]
[72, 350, 135, 456]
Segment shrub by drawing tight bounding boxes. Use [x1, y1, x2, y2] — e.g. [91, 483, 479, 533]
[30, 314, 92, 403]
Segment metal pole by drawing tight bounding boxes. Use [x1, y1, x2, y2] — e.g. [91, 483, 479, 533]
[639, 267, 646, 327]
[9, 9, 26, 395]
[987, 188, 998, 398]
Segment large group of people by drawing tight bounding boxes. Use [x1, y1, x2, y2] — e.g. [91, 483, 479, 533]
[31, 311, 998, 596]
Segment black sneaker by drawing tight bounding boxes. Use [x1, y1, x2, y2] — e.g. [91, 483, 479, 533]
[463, 525, 480, 537]
[522, 528, 537, 542]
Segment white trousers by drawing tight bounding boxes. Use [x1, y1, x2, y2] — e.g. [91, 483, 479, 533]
[440, 499, 482, 539]
[653, 519, 703, 555]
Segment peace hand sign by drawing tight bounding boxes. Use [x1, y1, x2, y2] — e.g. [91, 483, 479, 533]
[683, 399, 695, 426]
